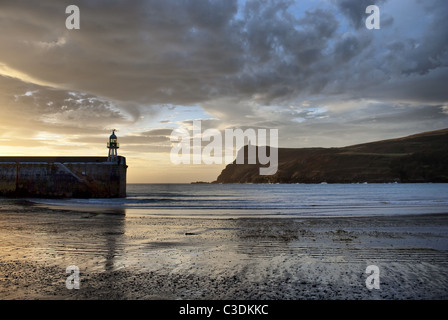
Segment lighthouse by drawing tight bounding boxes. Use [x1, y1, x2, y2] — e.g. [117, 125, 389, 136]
[107, 129, 119, 162]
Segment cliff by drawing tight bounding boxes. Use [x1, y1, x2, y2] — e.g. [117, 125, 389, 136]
[215, 128, 448, 183]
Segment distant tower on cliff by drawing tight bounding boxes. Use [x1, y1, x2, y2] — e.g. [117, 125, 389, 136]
[107, 129, 119, 162]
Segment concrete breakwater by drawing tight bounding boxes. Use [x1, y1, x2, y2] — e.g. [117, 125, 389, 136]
[0, 156, 127, 198]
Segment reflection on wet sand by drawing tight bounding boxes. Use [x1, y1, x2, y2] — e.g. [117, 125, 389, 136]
[0, 202, 126, 273]
[1, 200, 448, 300]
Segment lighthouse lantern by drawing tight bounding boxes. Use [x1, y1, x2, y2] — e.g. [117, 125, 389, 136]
[107, 129, 119, 162]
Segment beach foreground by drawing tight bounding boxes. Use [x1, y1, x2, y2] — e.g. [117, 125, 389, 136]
[0, 204, 447, 300]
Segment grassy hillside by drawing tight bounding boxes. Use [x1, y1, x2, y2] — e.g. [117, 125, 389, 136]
[215, 128, 448, 183]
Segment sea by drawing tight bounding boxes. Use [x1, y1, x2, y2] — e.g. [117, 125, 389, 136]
[1, 183, 448, 301]
[11, 183, 448, 218]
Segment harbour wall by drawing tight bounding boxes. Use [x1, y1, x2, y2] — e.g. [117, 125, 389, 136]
[0, 156, 127, 198]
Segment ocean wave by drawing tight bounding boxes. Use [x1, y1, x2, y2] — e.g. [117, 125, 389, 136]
[3, 183, 447, 218]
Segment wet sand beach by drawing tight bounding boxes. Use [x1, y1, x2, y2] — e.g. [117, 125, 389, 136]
[0, 202, 447, 300]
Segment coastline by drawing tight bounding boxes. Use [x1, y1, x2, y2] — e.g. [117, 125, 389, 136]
[1, 203, 447, 300]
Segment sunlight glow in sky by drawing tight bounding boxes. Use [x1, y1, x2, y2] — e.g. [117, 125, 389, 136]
[0, 0, 447, 182]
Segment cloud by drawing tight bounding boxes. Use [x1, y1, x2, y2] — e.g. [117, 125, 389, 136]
[0, 0, 447, 157]
[0, 75, 130, 139]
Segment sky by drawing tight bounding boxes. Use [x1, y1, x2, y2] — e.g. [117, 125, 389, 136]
[0, 0, 447, 183]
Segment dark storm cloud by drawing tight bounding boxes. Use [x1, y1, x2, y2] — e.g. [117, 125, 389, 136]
[232, 3, 341, 102]
[0, 0, 447, 149]
[333, 33, 370, 64]
[0, 0, 241, 105]
[401, 9, 448, 75]
[1, 0, 447, 104]
[0, 0, 362, 105]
